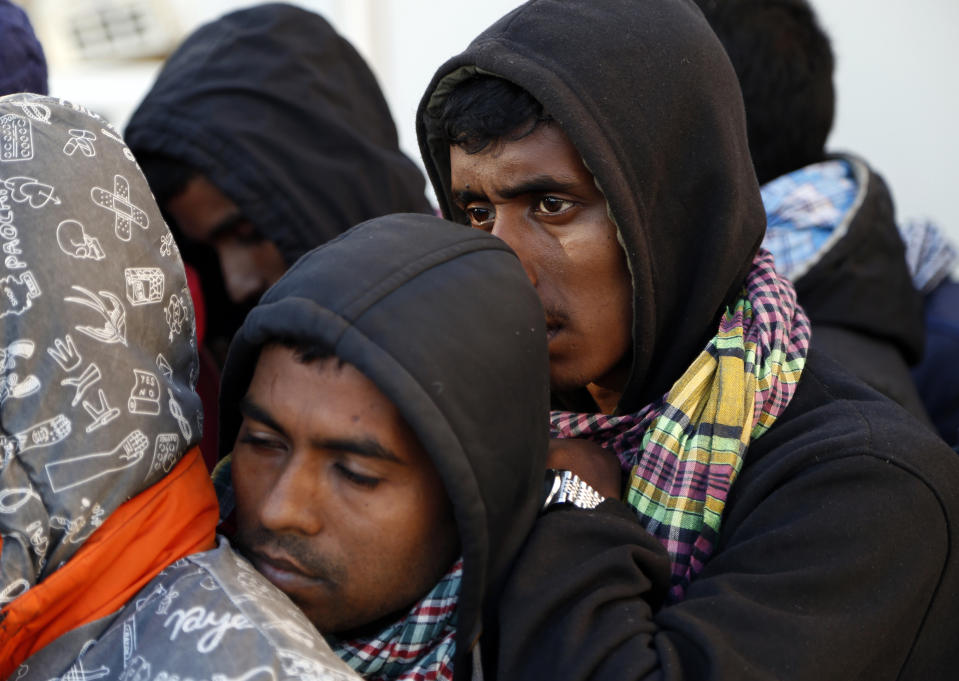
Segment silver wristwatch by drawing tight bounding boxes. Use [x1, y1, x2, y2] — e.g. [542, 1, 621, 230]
[542, 468, 606, 512]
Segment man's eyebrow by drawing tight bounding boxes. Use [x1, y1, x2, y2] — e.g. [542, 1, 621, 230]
[453, 187, 486, 207]
[315, 437, 405, 465]
[239, 397, 286, 436]
[453, 175, 581, 206]
[497, 175, 580, 200]
[240, 396, 404, 464]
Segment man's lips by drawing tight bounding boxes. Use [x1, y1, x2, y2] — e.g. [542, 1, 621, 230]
[249, 548, 326, 592]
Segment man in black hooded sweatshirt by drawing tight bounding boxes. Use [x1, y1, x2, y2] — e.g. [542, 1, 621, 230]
[694, 0, 958, 446]
[125, 3, 432, 463]
[417, 0, 959, 678]
[215, 214, 549, 681]
[125, 3, 432, 364]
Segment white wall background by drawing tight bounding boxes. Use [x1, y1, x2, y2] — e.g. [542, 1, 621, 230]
[36, 0, 959, 247]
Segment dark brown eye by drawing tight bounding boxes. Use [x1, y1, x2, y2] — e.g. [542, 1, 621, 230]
[537, 197, 573, 214]
[465, 206, 494, 228]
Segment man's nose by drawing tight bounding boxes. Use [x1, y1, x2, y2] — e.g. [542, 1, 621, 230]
[259, 458, 324, 536]
[217, 244, 265, 305]
[490, 213, 538, 287]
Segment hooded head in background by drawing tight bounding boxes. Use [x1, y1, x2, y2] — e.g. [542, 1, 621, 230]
[0, 0, 48, 97]
[217, 213, 550, 680]
[125, 2, 432, 359]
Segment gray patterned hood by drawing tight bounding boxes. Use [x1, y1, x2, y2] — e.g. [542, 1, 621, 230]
[0, 93, 202, 605]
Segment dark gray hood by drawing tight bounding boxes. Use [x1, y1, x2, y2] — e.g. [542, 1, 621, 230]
[418, 0, 767, 412]
[218, 214, 550, 676]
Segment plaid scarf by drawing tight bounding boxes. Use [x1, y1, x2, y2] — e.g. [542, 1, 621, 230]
[328, 558, 462, 681]
[899, 217, 958, 294]
[551, 249, 811, 602]
[761, 159, 858, 281]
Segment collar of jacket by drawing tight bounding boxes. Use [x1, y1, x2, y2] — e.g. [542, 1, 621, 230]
[0, 447, 217, 677]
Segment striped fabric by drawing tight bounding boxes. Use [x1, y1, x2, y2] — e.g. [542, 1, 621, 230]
[329, 558, 462, 681]
[899, 217, 958, 294]
[761, 158, 857, 280]
[551, 248, 811, 602]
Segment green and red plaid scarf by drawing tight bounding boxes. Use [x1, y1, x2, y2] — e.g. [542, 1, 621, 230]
[327, 558, 462, 681]
[551, 248, 811, 602]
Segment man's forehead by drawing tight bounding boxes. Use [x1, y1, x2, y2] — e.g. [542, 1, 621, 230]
[247, 344, 430, 466]
[449, 127, 594, 200]
[164, 173, 244, 242]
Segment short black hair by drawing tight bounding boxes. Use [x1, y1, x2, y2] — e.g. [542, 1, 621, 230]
[273, 337, 342, 366]
[439, 74, 552, 154]
[696, 0, 835, 184]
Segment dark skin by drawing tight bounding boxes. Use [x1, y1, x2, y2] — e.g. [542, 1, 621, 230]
[231, 345, 460, 634]
[449, 123, 630, 499]
[165, 175, 287, 306]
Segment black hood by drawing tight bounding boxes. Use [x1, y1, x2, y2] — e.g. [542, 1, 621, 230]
[218, 214, 549, 677]
[125, 2, 431, 267]
[418, 0, 767, 412]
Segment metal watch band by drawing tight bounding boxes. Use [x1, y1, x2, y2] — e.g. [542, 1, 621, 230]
[542, 468, 606, 511]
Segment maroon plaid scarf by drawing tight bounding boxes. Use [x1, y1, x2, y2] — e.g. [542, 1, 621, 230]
[328, 558, 462, 681]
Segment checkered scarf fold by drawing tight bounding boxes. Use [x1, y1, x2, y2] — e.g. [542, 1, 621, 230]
[328, 558, 462, 681]
[899, 217, 958, 294]
[551, 248, 811, 602]
[761, 158, 857, 281]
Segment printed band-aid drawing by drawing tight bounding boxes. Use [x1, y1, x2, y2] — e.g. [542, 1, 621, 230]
[63, 129, 97, 157]
[91, 174, 149, 241]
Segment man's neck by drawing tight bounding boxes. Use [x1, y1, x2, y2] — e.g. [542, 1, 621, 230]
[586, 382, 623, 415]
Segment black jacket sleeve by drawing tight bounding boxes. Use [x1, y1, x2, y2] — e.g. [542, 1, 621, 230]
[495, 455, 949, 680]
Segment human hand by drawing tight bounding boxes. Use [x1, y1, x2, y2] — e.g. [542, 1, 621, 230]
[547, 437, 623, 500]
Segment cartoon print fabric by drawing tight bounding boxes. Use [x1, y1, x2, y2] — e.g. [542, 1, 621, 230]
[0, 92, 203, 601]
[0, 93, 361, 681]
[16, 538, 359, 681]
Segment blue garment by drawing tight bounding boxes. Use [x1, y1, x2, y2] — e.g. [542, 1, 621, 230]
[762, 159, 858, 280]
[912, 277, 959, 446]
[0, 0, 47, 96]
[760, 156, 931, 424]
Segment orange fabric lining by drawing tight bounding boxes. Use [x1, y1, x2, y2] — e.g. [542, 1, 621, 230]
[0, 447, 218, 678]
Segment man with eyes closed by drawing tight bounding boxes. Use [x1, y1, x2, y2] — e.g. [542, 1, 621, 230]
[216, 213, 549, 681]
